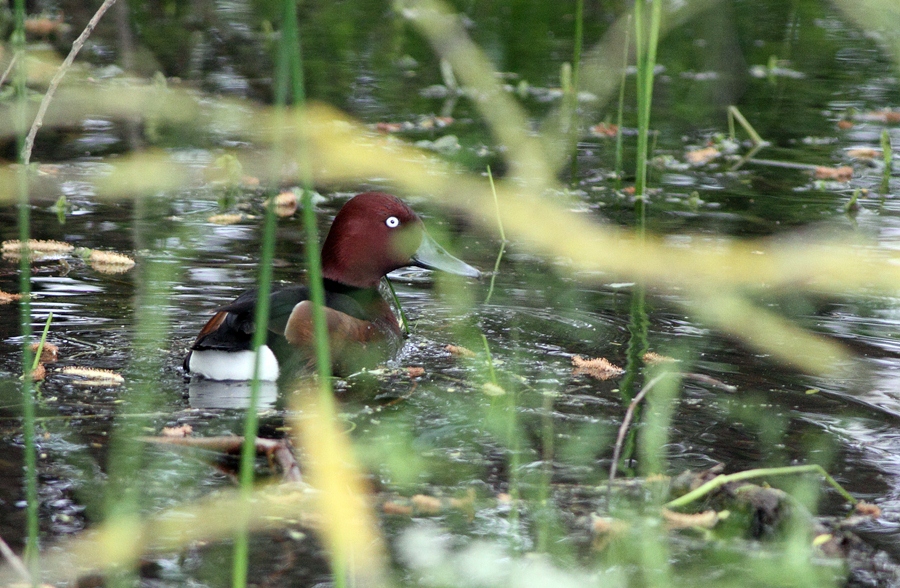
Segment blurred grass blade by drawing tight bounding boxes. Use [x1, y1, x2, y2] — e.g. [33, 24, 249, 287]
[0, 485, 316, 585]
[834, 0, 900, 72]
[293, 385, 388, 587]
[13, 0, 40, 577]
[399, 0, 554, 189]
[685, 291, 851, 375]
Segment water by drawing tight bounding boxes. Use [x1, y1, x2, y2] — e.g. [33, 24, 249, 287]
[2, 0, 900, 585]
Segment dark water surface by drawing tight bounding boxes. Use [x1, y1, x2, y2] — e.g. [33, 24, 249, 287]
[2, 0, 900, 585]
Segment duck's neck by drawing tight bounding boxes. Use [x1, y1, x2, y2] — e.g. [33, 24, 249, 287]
[322, 278, 378, 295]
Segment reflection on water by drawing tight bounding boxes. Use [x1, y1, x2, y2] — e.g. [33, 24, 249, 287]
[187, 378, 278, 410]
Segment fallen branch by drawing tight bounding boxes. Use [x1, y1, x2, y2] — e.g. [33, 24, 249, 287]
[665, 464, 857, 509]
[22, 0, 118, 165]
[0, 52, 18, 88]
[608, 372, 669, 484]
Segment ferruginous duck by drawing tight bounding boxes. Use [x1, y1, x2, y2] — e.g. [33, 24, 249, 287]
[184, 191, 480, 380]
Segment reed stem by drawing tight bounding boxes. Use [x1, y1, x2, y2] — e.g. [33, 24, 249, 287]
[633, 0, 661, 227]
[484, 166, 506, 304]
[13, 0, 39, 579]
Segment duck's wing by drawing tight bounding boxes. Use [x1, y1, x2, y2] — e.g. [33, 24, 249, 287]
[187, 285, 310, 354]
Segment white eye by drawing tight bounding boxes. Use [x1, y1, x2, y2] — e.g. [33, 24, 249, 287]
[385, 216, 400, 228]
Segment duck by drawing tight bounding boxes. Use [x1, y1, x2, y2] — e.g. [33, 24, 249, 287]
[184, 191, 481, 381]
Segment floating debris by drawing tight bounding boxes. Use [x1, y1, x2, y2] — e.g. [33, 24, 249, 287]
[406, 366, 425, 378]
[0, 290, 23, 304]
[161, 424, 193, 438]
[89, 250, 136, 274]
[482, 382, 506, 396]
[31, 342, 58, 363]
[855, 501, 881, 518]
[381, 492, 474, 517]
[60, 366, 124, 387]
[445, 344, 475, 358]
[590, 122, 619, 138]
[837, 119, 854, 130]
[265, 190, 299, 217]
[207, 213, 245, 225]
[24, 13, 66, 36]
[857, 109, 900, 124]
[2, 239, 75, 262]
[814, 165, 853, 181]
[686, 146, 720, 166]
[374, 116, 454, 134]
[643, 351, 676, 365]
[572, 355, 624, 380]
[2, 239, 74, 254]
[846, 148, 880, 161]
[30, 363, 47, 382]
[661, 508, 720, 530]
[375, 122, 409, 133]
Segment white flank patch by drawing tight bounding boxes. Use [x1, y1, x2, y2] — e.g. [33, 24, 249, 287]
[188, 346, 280, 381]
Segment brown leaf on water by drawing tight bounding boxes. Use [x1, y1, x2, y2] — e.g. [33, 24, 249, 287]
[265, 190, 299, 217]
[661, 508, 719, 530]
[89, 250, 136, 274]
[161, 424, 193, 438]
[686, 146, 720, 166]
[410, 494, 443, 514]
[592, 516, 628, 536]
[375, 122, 407, 134]
[31, 342, 58, 363]
[859, 109, 900, 124]
[382, 501, 413, 516]
[814, 165, 853, 181]
[590, 122, 619, 138]
[30, 363, 46, 382]
[445, 344, 475, 358]
[572, 355, 624, 380]
[854, 501, 881, 518]
[207, 213, 245, 225]
[0, 290, 23, 304]
[846, 148, 880, 161]
[60, 366, 124, 387]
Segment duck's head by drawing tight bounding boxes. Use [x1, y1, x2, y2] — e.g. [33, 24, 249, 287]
[321, 192, 481, 288]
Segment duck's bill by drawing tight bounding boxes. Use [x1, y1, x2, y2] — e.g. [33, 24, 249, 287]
[412, 232, 481, 279]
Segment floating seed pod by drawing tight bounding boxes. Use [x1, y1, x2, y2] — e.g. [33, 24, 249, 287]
[207, 213, 245, 225]
[88, 250, 136, 274]
[60, 366, 124, 387]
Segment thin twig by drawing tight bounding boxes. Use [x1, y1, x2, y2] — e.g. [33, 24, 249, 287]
[31, 312, 53, 372]
[0, 534, 32, 583]
[22, 0, 119, 165]
[681, 372, 736, 393]
[0, 52, 19, 88]
[727, 105, 766, 146]
[608, 372, 669, 484]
